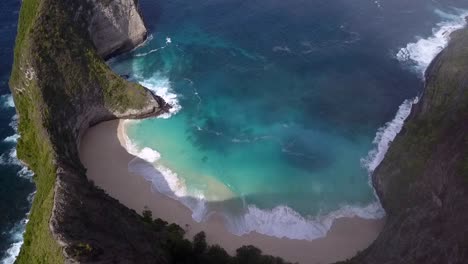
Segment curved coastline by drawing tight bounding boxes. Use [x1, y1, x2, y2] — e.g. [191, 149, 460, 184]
[80, 7, 468, 264]
[8, 0, 468, 261]
[121, 118, 384, 241]
[93, 8, 468, 246]
[80, 120, 385, 264]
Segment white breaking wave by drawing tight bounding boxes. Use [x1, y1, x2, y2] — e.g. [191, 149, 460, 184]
[0, 117, 33, 264]
[396, 9, 468, 76]
[361, 8, 468, 204]
[226, 202, 384, 240]
[0, 190, 35, 264]
[0, 97, 34, 264]
[121, 120, 385, 240]
[0, 94, 14, 108]
[3, 134, 19, 143]
[130, 36, 181, 119]
[116, 8, 468, 241]
[233, 7, 468, 241]
[138, 75, 182, 119]
[361, 97, 419, 173]
[0, 148, 21, 166]
[365, 8, 468, 172]
[121, 121, 207, 221]
[0, 218, 29, 264]
[9, 115, 18, 131]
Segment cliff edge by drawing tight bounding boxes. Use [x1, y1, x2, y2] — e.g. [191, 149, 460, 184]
[9, 0, 168, 262]
[88, 0, 148, 59]
[9, 0, 468, 263]
[340, 26, 468, 264]
[9, 1, 291, 263]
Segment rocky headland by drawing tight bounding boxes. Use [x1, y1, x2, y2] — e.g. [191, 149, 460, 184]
[10, 0, 169, 262]
[8, 0, 468, 263]
[340, 24, 468, 264]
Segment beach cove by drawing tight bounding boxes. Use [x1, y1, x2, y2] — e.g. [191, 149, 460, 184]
[79, 2, 468, 263]
[80, 120, 384, 264]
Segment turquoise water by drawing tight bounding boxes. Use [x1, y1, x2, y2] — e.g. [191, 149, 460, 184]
[109, 0, 468, 240]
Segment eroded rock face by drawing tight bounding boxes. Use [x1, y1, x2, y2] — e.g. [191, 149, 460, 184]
[88, 0, 147, 59]
[339, 27, 468, 264]
[9, 0, 166, 262]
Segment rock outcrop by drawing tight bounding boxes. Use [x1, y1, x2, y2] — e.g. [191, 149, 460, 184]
[88, 0, 147, 59]
[9, 0, 468, 262]
[340, 26, 468, 264]
[9, 0, 168, 262]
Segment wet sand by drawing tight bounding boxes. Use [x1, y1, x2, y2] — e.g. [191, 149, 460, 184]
[79, 120, 385, 264]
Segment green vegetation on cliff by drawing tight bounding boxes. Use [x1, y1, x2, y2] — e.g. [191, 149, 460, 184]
[11, 0, 467, 261]
[9, 0, 154, 262]
[10, 0, 62, 262]
[140, 209, 292, 264]
[339, 26, 468, 264]
[9, 0, 291, 263]
[374, 27, 468, 213]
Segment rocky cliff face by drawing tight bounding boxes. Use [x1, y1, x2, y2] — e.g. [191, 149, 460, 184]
[9, 0, 169, 262]
[10, 0, 468, 262]
[340, 27, 468, 264]
[88, 0, 147, 59]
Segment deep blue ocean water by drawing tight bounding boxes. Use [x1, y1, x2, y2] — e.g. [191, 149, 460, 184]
[1, 0, 468, 261]
[0, 0, 35, 263]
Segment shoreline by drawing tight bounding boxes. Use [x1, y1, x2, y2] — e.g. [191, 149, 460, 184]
[79, 120, 385, 264]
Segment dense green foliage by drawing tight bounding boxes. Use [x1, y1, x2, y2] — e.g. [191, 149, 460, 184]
[141, 209, 294, 264]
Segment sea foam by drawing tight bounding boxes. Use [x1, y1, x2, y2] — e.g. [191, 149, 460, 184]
[0, 218, 29, 264]
[117, 8, 468, 242]
[365, 8, 468, 171]
[396, 9, 468, 76]
[0, 94, 14, 108]
[121, 121, 207, 221]
[138, 76, 182, 119]
[226, 202, 383, 240]
[0, 95, 34, 264]
[122, 118, 385, 240]
[362, 8, 468, 199]
[361, 97, 419, 174]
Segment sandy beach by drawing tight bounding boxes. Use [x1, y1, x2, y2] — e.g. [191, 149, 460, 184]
[79, 120, 385, 264]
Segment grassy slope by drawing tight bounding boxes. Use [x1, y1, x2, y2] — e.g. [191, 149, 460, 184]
[374, 27, 468, 213]
[13, 1, 466, 264]
[337, 27, 468, 264]
[8, 0, 293, 263]
[9, 0, 63, 262]
[9, 0, 152, 262]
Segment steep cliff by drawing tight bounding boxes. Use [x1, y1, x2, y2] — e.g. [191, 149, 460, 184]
[9, 0, 292, 263]
[88, 0, 148, 59]
[9, 0, 168, 262]
[10, 0, 468, 262]
[340, 26, 468, 264]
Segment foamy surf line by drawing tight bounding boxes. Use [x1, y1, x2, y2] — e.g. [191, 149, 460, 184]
[129, 73, 181, 119]
[118, 71, 384, 242]
[114, 8, 468, 241]
[120, 120, 208, 222]
[120, 119, 383, 241]
[0, 219, 29, 264]
[0, 94, 34, 264]
[367, 8, 468, 167]
[362, 8, 468, 206]
[396, 8, 468, 76]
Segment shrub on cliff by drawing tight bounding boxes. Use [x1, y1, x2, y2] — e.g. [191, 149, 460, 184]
[141, 209, 295, 264]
